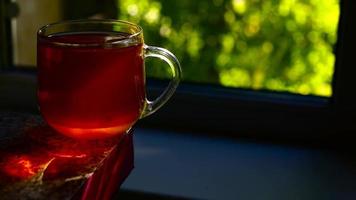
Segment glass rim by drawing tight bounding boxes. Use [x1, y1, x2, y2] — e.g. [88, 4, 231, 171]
[37, 19, 143, 47]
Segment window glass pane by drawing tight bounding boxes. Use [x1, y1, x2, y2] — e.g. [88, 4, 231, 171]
[12, 0, 340, 97]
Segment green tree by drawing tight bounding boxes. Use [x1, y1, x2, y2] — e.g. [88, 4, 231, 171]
[117, 0, 339, 96]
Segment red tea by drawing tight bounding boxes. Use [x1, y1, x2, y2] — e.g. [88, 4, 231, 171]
[38, 32, 145, 139]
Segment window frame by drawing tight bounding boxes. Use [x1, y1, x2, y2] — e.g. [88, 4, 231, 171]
[0, 0, 13, 69]
[0, 0, 354, 144]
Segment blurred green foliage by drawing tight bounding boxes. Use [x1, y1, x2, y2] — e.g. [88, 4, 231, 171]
[117, 0, 339, 96]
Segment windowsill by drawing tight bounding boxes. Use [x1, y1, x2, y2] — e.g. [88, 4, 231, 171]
[123, 128, 356, 200]
[2, 72, 356, 199]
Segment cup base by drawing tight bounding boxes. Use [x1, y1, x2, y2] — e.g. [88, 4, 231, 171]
[49, 123, 131, 140]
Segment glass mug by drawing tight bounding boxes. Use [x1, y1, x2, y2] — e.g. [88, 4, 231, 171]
[37, 19, 181, 139]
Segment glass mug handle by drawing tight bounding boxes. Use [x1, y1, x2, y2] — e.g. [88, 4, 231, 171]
[140, 45, 182, 118]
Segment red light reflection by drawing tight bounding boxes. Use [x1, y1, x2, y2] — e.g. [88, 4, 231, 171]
[0, 124, 123, 182]
[52, 153, 87, 158]
[4, 156, 37, 179]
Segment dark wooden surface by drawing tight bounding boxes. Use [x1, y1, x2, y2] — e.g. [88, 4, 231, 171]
[0, 112, 133, 200]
